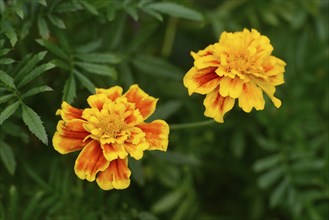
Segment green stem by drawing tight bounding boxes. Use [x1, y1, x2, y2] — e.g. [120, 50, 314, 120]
[170, 119, 216, 130]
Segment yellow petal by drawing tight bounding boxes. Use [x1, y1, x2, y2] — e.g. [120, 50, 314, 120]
[137, 120, 169, 152]
[219, 76, 245, 98]
[238, 82, 265, 112]
[74, 140, 109, 182]
[96, 158, 131, 190]
[183, 67, 220, 95]
[96, 86, 123, 101]
[56, 102, 83, 121]
[101, 143, 128, 161]
[203, 89, 235, 123]
[87, 93, 108, 110]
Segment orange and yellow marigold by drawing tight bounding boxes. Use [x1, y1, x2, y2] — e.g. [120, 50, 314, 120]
[52, 85, 169, 190]
[183, 28, 286, 122]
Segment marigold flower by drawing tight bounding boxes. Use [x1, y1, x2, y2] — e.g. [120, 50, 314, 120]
[183, 29, 286, 122]
[52, 85, 169, 190]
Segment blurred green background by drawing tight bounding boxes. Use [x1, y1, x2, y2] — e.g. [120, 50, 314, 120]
[0, 0, 328, 219]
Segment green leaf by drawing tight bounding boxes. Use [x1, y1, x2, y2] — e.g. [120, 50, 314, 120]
[151, 151, 199, 166]
[270, 177, 289, 208]
[0, 101, 20, 125]
[38, 17, 49, 39]
[148, 100, 182, 121]
[75, 39, 102, 53]
[62, 75, 76, 103]
[0, 48, 11, 56]
[17, 63, 55, 88]
[145, 2, 203, 21]
[14, 51, 47, 81]
[4, 29, 17, 47]
[50, 59, 70, 70]
[0, 71, 16, 89]
[0, 58, 15, 64]
[21, 104, 48, 145]
[132, 55, 183, 80]
[257, 167, 283, 189]
[75, 53, 122, 64]
[231, 131, 245, 159]
[22, 86, 53, 99]
[129, 159, 145, 186]
[0, 141, 16, 175]
[36, 39, 69, 60]
[151, 189, 185, 214]
[74, 69, 95, 93]
[253, 154, 282, 172]
[0, 94, 14, 104]
[75, 62, 117, 79]
[126, 7, 138, 21]
[15, 8, 24, 19]
[8, 186, 18, 220]
[22, 191, 44, 220]
[48, 15, 66, 29]
[80, 0, 99, 15]
[37, 0, 47, 6]
[142, 8, 163, 21]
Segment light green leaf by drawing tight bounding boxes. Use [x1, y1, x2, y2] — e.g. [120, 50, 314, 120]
[36, 39, 69, 60]
[38, 17, 49, 39]
[132, 55, 183, 80]
[0, 71, 16, 89]
[4, 29, 17, 47]
[17, 63, 55, 88]
[75, 53, 122, 64]
[151, 189, 185, 214]
[80, 0, 99, 15]
[142, 8, 163, 21]
[0, 141, 16, 175]
[0, 94, 14, 104]
[22, 86, 53, 99]
[21, 104, 48, 145]
[0, 48, 11, 56]
[37, 0, 47, 6]
[253, 154, 281, 172]
[145, 2, 203, 21]
[76, 62, 117, 79]
[48, 15, 66, 29]
[0, 58, 15, 65]
[0, 101, 20, 125]
[74, 69, 95, 93]
[14, 51, 47, 81]
[15, 8, 24, 19]
[62, 75, 76, 103]
[126, 7, 138, 21]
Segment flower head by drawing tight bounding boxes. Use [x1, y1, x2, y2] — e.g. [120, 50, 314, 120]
[52, 85, 169, 190]
[183, 29, 286, 122]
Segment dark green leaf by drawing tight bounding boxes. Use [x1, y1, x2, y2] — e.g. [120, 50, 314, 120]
[15, 8, 24, 19]
[0, 48, 11, 56]
[151, 151, 200, 166]
[145, 2, 203, 21]
[257, 167, 283, 189]
[130, 159, 145, 186]
[48, 15, 66, 29]
[74, 69, 95, 93]
[80, 0, 99, 15]
[0, 94, 14, 104]
[14, 51, 47, 81]
[0, 101, 20, 125]
[22, 191, 44, 220]
[17, 63, 55, 88]
[75, 53, 122, 64]
[37, 0, 47, 6]
[4, 29, 17, 47]
[38, 17, 49, 39]
[62, 74, 76, 103]
[0, 58, 14, 64]
[0, 141, 16, 175]
[270, 177, 289, 208]
[0, 71, 16, 89]
[76, 62, 117, 79]
[75, 39, 102, 53]
[148, 100, 182, 121]
[22, 86, 53, 99]
[21, 104, 48, 145]
[36, 39, 69, 60]
[253, 154, 281, 172]
[151, 188, 185, 214]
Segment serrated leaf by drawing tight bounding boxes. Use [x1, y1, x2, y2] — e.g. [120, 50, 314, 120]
[17, 63, 55, 88]
[80, 0, 99, 15]
[0, 141, 16, 175]
[76, 62, 117, 79]
[15, 8, 24, 19]
[0, 58, 15, 64]
[132, 55, 183, 80]
[74, 69, 95, 93]
[22, 86, 53, 99]
[48, 15, 66, 29]
[50, 59, 70, 70]
[0, 71, 16, 89]
[253, 154, 281, 172]
[145, 2, 203, 21]
[38, 17, 49, 39]
[0, 94, 14, 104]
[36, 39, 69, 60]
[21, 104, 48, 145]
[62, 75, 76, 103]
[75, 53, 122, 64]
[14, 51, 47, 81]
[0, 101, 20, 125]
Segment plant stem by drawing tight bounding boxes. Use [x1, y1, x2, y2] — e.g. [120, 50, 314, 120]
[170, 119, 216, 130]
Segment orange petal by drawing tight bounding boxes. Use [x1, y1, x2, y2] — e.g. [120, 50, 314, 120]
[183, 67, 220, 95]
[74, 140, 110, 182]
[238, 82, 265, 112]
[204, 89, 235, 123]
[96, 86, 123, 101]
[101, 143, 128, 161]
[96, 158, 131, 190]
[137, 120, 169, 152]
[87, 93, 108, 110]
[123, 127, 149, 160]
[56, 102, 83, 121]
[52, 119, 90, 154]
[123, 84, 157, 119]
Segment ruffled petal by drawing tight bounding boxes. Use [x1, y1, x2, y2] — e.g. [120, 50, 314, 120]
[87, 93, 108, 110]
[183, 67, 220, 95]
[96, 158, 131, 190]
[101, 143, 128, 161]
[219, 76, 245, 98]
[137, 120, 169, 152]
[52, 119, 90, 154]
[204, 89, 235, 123]
[74, 140, 109, 182]
[123, 127, 149, 160]
[56, 102, 83, 121]
[238, 82, 265, 112]
[123, 84, 158, 120]
[96, 86, 123, 101]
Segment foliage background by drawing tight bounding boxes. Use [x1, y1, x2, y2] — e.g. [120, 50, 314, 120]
[0, 0, 328, 219]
